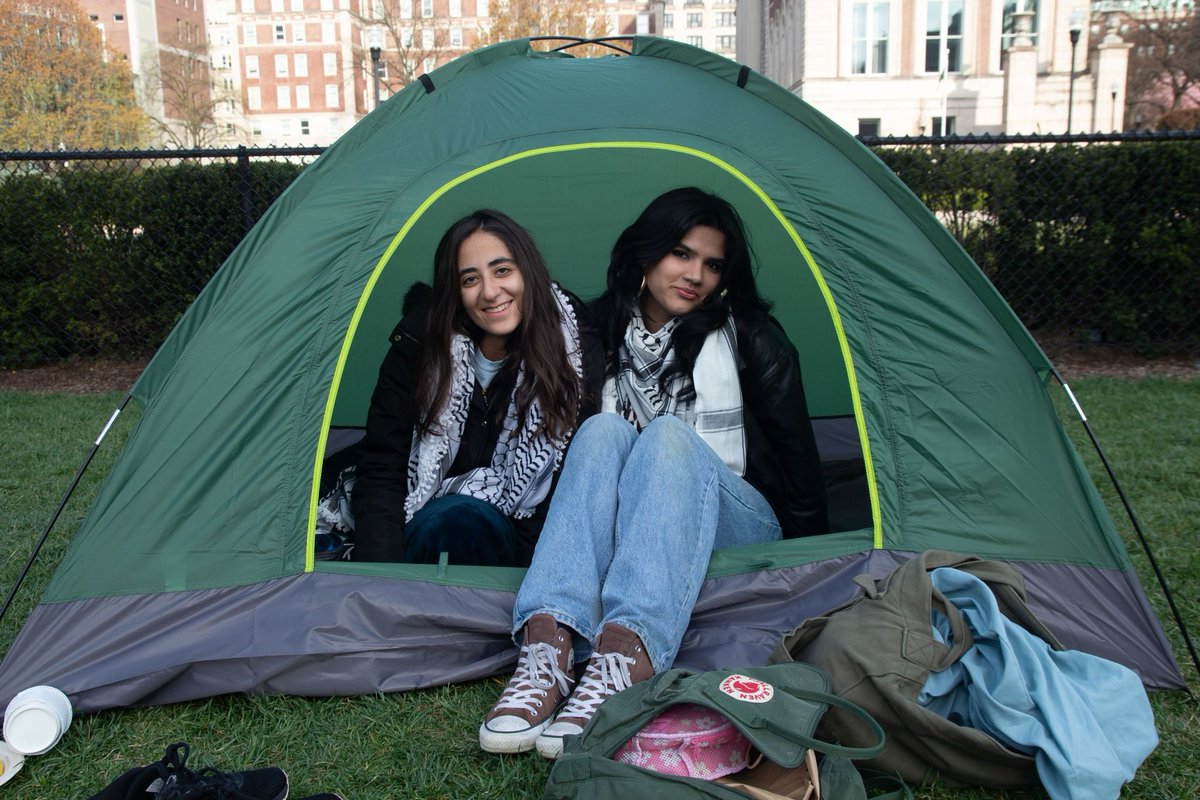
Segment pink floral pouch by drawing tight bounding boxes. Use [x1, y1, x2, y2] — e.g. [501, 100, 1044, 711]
[611, 702, 752, 780]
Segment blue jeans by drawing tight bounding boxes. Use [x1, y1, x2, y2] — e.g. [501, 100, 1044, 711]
[513, 413, 782, 672]
[404, 494, 521, 566]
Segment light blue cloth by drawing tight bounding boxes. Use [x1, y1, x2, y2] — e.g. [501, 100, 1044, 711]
[513, 413, 781, 672]
[919, 567, 1157, 800]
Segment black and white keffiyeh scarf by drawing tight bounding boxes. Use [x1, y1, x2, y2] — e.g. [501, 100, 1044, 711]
[404, 283, 582, 521]
[602, 306, 746, 476]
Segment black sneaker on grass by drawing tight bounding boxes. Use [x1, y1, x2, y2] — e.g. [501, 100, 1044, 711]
[86, 742, 288, 800]
[159, 764, 289, 800]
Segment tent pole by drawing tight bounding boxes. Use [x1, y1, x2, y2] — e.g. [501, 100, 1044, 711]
[0, 394, 132, 628]
[1056, 375, 1200, 681]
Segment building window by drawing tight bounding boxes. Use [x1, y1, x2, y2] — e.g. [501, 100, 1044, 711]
[247, 85, 262, 109]
[293, 22, 305, 42]
[422, 28, 435, 48]
[241, 0, 255, 12]
[243, 23, 257, 44]
[300, 119, 311, 135]
[663, 13, 673, 28]
[450, 0, 462, 16]
[323, 52, 337, 75]
[274, 24, 286, 42]
[636, 12, 649, 34]
[294, 53, 308, 76]
[687, 35, 703, 47]
[296, 86, 310, 108]
[271, 0, 283, 11]
[450, 26, 463, 47]
[114, 13, 125, 21]
[686, 12, 701, 27]
[322, 21, 335, 42]
[277, 85, 290, 108]
[851, 0, 889, 74]
[932, 115, 956, 135]
[281, 119, 292, 136]
[858, 118, 881, 136]
[290, 0, 304, 10]
[320, 0, 332, 9]
[421, 0, 433, 17]
[716, 35, 734, 51]
[371, 0, 384, 17]
[275, 54, 289, 76]
[1000, 0, 1038, 51]
[400, 27, 413, 47]
[245, 55, 260, 76]
[325, 83, 339, 107]
[925, 0, 963, 74]
[717, 11, 735, 26]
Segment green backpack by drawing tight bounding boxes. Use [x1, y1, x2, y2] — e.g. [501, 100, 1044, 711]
[770, 550, 1063, 787]
[542, 663, 909, 800]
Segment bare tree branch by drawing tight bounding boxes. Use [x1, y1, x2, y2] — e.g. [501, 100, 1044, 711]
[140, 37, 244, 148]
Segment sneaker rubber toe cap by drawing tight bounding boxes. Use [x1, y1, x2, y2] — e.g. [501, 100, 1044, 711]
[479, 716, 550, 754]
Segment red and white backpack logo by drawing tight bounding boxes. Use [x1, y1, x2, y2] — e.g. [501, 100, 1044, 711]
[718, 674, 774, 703]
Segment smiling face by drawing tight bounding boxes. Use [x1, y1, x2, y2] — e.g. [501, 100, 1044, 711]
[457, 230, 525, 360]
[638, 224, 726, 332]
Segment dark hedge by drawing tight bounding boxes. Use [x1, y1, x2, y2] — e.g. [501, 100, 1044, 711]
[877, 141, 1200, 350]
[0, 160, 302, 366]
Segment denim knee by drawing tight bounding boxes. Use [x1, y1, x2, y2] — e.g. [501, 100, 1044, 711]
[403, 494, 520, 566]
[571, 412, 638, 453]
[629, 415, 702, 465]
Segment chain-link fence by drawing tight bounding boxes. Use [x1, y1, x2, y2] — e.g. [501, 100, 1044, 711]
[1, 133, 1197, 369]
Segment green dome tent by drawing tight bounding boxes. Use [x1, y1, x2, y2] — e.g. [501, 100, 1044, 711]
[0, 37, 1183, 714]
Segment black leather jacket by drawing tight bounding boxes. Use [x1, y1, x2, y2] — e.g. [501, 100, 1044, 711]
[352, 285, 604, 563]
[734, 310, 829, 537]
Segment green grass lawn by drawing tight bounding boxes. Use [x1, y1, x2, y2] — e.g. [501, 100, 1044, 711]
[1, 378, 1197, 799]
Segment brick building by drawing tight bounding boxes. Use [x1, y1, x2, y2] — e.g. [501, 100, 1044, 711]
[83, 0, 212, 145]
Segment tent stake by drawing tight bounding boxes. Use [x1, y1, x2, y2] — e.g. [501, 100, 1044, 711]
[0, 394, 131, 628]
[1057, 375, 1200, 682]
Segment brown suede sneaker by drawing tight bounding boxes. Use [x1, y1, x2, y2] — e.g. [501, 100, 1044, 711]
[479, 614, 575, 754]
[534, 622, 653, 759]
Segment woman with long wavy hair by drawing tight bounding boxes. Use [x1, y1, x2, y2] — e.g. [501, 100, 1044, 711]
[352, 209, 602, 565]
[480, 187, 828, 757]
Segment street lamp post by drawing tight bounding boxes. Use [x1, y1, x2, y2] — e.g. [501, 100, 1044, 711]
[1066, 8, 1085, 133]
[367, 29, 384, 110]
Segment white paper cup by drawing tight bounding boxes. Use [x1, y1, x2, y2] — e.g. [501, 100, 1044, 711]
[3, 686, 73, 756]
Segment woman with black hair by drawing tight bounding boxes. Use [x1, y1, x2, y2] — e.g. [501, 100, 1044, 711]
[352, 209, 602, 566]
[480, 187, 828, 757]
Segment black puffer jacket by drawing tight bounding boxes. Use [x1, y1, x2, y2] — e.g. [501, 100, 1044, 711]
[352, 284, 604, 563]
[734, 310, 829, 538]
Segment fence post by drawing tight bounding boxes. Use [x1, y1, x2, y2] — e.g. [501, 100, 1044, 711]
[236, 145, 253, 236]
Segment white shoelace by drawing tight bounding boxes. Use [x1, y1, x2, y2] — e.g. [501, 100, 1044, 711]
[560, 651, 637, 719]
[494, 642, 572, 713]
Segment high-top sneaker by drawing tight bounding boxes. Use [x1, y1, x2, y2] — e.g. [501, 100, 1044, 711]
[479, 614, 575, 753]
[535, 622, 653, 759]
